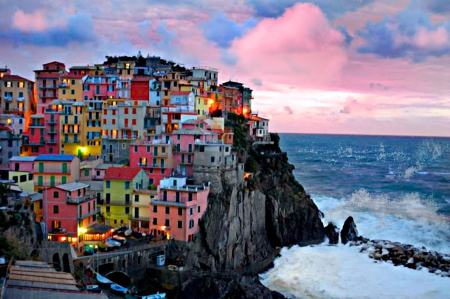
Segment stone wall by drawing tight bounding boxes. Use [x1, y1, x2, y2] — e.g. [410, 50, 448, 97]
[101, 139, 133, 164]
[38, 241, 75, 275]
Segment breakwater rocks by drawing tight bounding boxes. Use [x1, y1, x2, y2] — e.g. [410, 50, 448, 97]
[350, 237, 450, 278]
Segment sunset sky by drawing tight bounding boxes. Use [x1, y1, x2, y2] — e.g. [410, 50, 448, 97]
[0, 0, 449, 136]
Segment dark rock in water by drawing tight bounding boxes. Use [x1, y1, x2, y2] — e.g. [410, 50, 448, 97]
[318, 210, 325, 219]
[340, 216, 358, 244]
[324, 222, 339, 244]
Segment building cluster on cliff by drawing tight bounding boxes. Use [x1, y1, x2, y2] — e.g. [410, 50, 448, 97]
[0, 52, 270, 253]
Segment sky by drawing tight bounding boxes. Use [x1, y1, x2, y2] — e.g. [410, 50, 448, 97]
[0, 0, 449, 137]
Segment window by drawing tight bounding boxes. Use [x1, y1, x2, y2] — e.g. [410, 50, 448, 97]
[37, 176, 43, 186]
[198, 206, 201, 213]
[153, 206, 157, 213]
[53, 205, 59, 214]
[190, 207, 194, 216]
[122, 143, 126, 149]
[153, 218, 157, 225]
[178, 221, 182, 228]
[165, 219, 170, 226]
[132, 108, 136, 114]
[211, 156, 215, 163]
[125, 108, 129, 114]
[132, 119, 137, 125]
[165, 207, 170, 214]
[188, 193, 193, 202]
[134, 195, 139, 202]
[189, 219, 194, 228]
[62, 89, 66, 95]
[106, 181, 110, 188]
[71, 89, 75, 95]
[178, 208, 183, 216]
[19, 175, 27, 182]
[53, 191, 59, 198]
[61, 176, 67, 184]
[84, 169, 89, 177]
[112, 119, 116, 125]
[125, 181, 130, 189]
[106, 206, 110, 213]
[125, 207, 130, 214]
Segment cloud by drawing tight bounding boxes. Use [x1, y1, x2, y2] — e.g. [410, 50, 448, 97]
[357, 8, 450, 61]
[229, 3, 348, 89]
[369, 82, 389, 90]
[12, 10, 50, 32]
[0, 12, 95, 47]
[250, 77, 262, 86]
[284, 106, 294, 114]
[201, 12, 257, 48]
[339, 97, 373, 114]
[419, 0, 450, 15]
[245, 0, 375, 19]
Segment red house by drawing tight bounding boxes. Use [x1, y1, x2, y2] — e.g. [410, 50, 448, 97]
[46, 182, 97, 252]
[131, 76, 151, 101]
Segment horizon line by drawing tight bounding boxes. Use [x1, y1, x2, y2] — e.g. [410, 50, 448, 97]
[274, 132, 450, 139]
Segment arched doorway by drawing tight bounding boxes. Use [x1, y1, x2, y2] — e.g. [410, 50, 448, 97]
[53, 253, 61, 271]
[62, 253, 71, 273]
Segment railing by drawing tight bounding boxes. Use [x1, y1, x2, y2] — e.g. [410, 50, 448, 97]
[67, 194, 95, 204]
[4, 96, 13, 102]
[47, 120, 58, 124]
[173, 148, 193, 153]
[49, 228, 67, 234]
[47, 140, 57, 144]
[29, 123, 46, 127]
[104, 200, 131, 206]
[137, 163, 148, 167]
[78, 207, 100, 220]
[47, 130, 57, 134]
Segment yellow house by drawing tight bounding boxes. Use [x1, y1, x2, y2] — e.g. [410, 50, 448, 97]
[102, 167, 150, 228]
[130, 189, 157, 233]
[194, 94, 210, 118]
[59, 73, 84, 102]
[83, 100, 103, 158]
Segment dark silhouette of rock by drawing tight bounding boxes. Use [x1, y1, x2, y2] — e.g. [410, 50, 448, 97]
[324, 222, 339, 244]
[340, 216, 358, 244]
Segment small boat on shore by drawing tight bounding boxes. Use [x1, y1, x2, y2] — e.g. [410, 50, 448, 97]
[111, 283, 128, 294]
[86, 285, 101, 293]
[96, 273, 112, 286]
[143, 293, 166, 299]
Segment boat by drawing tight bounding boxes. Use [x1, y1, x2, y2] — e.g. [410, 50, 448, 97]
[96, 273, 112, 286]
[112, 235, 127, 245]
[111, 283, 128, 294]
[86, 285, 102, 293]
[142, 293, 166, 299]
[105, 237, 121, 248]
[124, 229, 132, 236]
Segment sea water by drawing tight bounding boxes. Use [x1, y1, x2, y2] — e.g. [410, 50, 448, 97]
[260, 134, 450, 299]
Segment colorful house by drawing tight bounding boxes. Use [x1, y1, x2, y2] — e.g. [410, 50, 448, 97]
[82, 75, 118, 102]
[129, 138, 174, 186]
[101, 99, 146, 163]
[130, 188, 157, 233]
[102, 167, 150, 227]
[21, 115, 47, 156]
[0, 125, 21, 167]
[131, 76, 151, 101]
[0, 74, 34, 128]
[34, 61, 67, 114]
[59, 69, 84, 102]
[172, 119, 218, 176]
[247, 114, 270, 142]
[8, 156, 36, 193]
[34, 154, 80, 191]
[45, 182, 98, 253]
[148, 176, 210, 242]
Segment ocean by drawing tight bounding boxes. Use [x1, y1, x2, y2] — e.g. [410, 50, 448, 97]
[260, 134, 450, 299]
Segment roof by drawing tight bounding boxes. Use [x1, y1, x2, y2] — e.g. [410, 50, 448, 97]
[29, 192, 43, 202]
[9, 156, 36, 162]
[172, 127, 216, 135]
[170, 91, 191, 96]
[1, 74, 32, 82]
[56, 182, 89, 192]
[78, 180, 103, 191]
[182, 119, 205, 125]
[43, 61, 65, 66]
[35, 154, 76, 162]
[249, 115, 269, 121]
[104, 167, 142, 180]
[95, 163, 125, 170]
[0, 125, 11, 131]
[62, 73, 84, 79]
[4, 261, 108, 299]
[86, 223, 113, 234]
[35, 73, 61, 79]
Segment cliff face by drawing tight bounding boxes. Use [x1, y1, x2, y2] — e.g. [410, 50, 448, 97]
[187, 142, 324, 272]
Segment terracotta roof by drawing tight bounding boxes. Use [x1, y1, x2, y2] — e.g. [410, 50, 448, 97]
[104, 167, 142, 180]
[62, 73, 84, 79]
[43, 61, 65, 66]
[249, 115, 269, 121]
[1, 74, 32, 82]
[36, 73, 62, 79]
[170, 91, 191, 96]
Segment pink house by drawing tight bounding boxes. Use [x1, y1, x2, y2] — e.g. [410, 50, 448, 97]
[172, 119, 218, 176]
[82, 75, 117, 101]
[9, 156, 35, 172]
[46, 182, 98, 252]
[130, 137, 173, 186]
[148, 176, 210, 242]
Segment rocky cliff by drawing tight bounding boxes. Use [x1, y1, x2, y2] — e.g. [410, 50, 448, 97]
[181, 134, 324, 297]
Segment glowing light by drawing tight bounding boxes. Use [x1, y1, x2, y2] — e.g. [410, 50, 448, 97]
[7, 119, 11, 125]
[161, 226, 166, 231]
[80, 228, 87, 234]
[243, 108, 248, 114]
[61, 237, 67, 242]
[72, 237, 77, 243]
[79, 147, 86, 153]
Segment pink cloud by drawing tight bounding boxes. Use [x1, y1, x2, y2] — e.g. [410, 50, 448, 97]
[12, 10, 50, 32]
[228, 3, 348, 89]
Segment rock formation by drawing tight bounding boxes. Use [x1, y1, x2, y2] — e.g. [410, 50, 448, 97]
[341, 216, 358, 244]
[324, 222, 339, 244]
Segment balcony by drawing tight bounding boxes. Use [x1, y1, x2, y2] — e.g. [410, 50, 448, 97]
[17, 97, 25, 102]
[173, 148, 193, 154]
[47, 140, 58, 144]
[29, 123, 46, 128]
[179, 160, 193, 166]
[47, 130, 57, 134]
[137, 163, 148, 167]
[49, 228, 67, 234]
[150, 199, 189, 208]
[63, 139, 80, 144]
[45, 108, 63, 113]
[47, 120, 58, 124]
[67, 194, 94, 204]
[63, 131, 80, 135]
[130, 216, 149, 221]
[104, 200, 131, 206]
[4, 96, 13, 102]
[59, 83, 69, 88]
[78, 207, 100, 220]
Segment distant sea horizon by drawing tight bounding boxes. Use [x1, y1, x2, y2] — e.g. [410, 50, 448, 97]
[275, 132, 450, 139]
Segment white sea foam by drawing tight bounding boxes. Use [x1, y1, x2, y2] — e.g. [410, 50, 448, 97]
[260, 244, 450, 299]
[314, 192, 450, 253]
